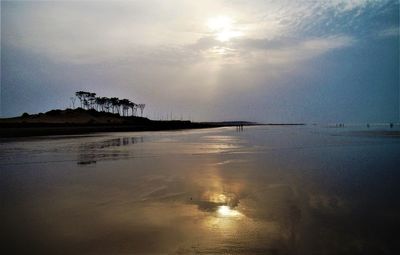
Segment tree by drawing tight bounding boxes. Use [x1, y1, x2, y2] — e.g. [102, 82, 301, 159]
[75, 91, 86, 108]
[73, 91, 146, 117]
[119, 99, 131, 116]
[75, 91, 94, 109]
[110, 97, 120, 114]
[87, 93, 96, 109]
[129, 102, 137, 116]
[95, 97, 105, 111]
[104, 97, 112, 112]
[138, 104, 145, 117]
[70, 97, 76, 109]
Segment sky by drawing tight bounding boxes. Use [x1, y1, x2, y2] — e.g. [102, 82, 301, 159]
[1, 0, 399, 123]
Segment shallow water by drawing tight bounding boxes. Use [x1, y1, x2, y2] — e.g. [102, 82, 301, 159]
[1, 126, 400, 254]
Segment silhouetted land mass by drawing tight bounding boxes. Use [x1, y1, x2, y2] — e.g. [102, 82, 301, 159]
[263, 123, 305, 126]
[0, 108, 259, 137]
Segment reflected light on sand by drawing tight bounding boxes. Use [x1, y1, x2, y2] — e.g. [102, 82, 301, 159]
[203, 205, 244, 235]
[217, 205, 242, 217]
[208, 193, 227, 203]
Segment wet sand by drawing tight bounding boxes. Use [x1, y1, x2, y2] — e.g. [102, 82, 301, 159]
[347, 130, 400, 137]
[0, 122, 212, 138]
[1, 126, 400, 254]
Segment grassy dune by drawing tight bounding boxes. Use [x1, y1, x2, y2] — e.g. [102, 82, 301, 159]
[0, 108, 256, 137]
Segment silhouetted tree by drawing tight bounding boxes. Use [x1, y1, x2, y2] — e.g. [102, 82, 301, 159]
[88, 93, 96, 109]
[75, 91, 94, 109]
[110, 97, 120, 114]
[70, 97, 76, 109]
[74, 91, 146, 117]
[129, 102, 137, 116]
[104, 98, 112, 112]
[95, 97, 104, 111]
[119, 99, 131, 116]
[138, 104, 145, 117]
[75, 91, 86, 108]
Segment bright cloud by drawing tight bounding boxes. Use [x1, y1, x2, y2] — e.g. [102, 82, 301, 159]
[3, 0, 379, 65]
[2, 0, 399, 122]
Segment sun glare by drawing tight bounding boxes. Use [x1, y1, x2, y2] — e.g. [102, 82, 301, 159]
[207, 16, 243, 42]
[217, 205, 242, 217]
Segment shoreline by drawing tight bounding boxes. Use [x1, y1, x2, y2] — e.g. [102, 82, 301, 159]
[0, 122, 262, 138]
[0, 123, 217, 138]
[0, 122, 311, 138]
[0, 108, 306, 138]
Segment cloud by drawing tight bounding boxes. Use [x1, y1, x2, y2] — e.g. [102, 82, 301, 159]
[186, 34, 355, 67]
[301, 35, 355, 53]
[378, 26, 400, 37]
[2, 0, 390, 65]
[2, 0, 398, 121]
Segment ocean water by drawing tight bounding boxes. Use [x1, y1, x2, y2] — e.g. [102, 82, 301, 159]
[1, 125, 399, 254]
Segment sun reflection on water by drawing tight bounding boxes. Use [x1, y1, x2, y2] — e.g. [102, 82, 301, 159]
[217, 205, 242, 217]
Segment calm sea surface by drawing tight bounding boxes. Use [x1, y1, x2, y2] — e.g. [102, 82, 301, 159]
[1, 125, 400, 254]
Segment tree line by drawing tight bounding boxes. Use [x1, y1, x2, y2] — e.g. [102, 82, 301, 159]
[71, 91, 145, 117]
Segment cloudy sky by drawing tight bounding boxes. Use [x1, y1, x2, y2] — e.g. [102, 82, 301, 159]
[1, 0, 399, 122]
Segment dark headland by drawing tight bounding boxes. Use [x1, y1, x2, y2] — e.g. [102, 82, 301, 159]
[0, 108, 261, 138]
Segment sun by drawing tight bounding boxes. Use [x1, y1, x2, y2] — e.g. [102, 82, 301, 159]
[207, 16, 243, 42]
